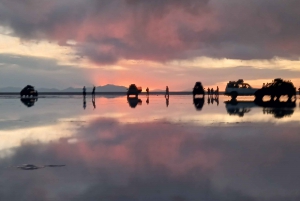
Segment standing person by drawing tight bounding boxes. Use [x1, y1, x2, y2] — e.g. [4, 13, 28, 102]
[211, 88, 214, 98]
[216, 86, 219, 96]
[146, 87, 149, 96]
[165, 86, 169, 98]
[207, 88, 210, 96]
[83, 86, 86, 97]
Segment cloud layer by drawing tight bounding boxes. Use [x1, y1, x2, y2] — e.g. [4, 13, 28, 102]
[1, 0, 300, 64]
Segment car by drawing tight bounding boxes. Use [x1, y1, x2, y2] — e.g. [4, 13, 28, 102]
[225, 79, 258, 99]
[127, 84, 142, 97]
[254, 78, 296, 101]
[193, 82, 205, 96]
[20, 85, 38, 97]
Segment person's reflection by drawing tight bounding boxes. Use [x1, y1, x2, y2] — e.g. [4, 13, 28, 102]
[211, 97, 214, 105]
[83, 96, 86, 110]
[92, 97, 96, 109]
[146, 97, 149, 105]
[166, 96, 169, 107]
[215, 97, 219, 106]
[207, 97, 211, 105]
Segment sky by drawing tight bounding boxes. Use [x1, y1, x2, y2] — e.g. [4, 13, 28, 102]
[0, 0, 300, 91]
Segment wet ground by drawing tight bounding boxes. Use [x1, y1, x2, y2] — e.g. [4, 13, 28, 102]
[0, 95, 300, 200]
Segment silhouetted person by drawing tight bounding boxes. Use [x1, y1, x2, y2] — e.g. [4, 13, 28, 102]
[216, 86, 219, 97]
[165, 86, 169, 98]
[92, 86, 96, 97]
[211, 88, 214, 97]
[298, 87, 300, 95]
[166, 96, 169, 107]
[83, 96, 86, 110]
[207, 88, 210, 96]
[146, 87, 149, 96]
[92, 97, 96, 109]
[83, 86, 86, 97]
[146, 97, 149, 105]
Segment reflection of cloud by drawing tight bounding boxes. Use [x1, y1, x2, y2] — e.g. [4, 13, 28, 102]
[1, 116, 300, 200]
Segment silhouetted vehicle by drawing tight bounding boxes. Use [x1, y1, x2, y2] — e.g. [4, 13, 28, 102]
[127, 97, 142, 108]
[20, 98, 38, 107]
[255, 78, 296, 101]
[20, 85, 38, 97]
[225, 79, 258, 99]
[225, 100, 257, 117]
[193, 82, 205, 96]
[193, 97, 204, 111]
[127, 84, 142, 97]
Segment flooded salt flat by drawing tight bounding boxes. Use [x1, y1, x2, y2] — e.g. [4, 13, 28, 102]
[0, 95, 300, 200]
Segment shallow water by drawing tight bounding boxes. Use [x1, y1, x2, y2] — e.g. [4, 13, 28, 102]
[0, 95, 300, 200]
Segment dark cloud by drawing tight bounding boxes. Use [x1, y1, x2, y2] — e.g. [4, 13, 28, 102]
[1, 0, 300, 66]
[0, 54, 91, 88]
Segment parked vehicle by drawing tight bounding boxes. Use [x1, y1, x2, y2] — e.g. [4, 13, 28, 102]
[193, 82, 205, 96]
[20, 85, 38, 97]
[127, 84, 142, 97]
[254, 78, 296, 101]
[225, 79, 258, 99]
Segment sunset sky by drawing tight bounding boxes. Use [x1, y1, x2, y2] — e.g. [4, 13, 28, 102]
[1, 0, 300, 91]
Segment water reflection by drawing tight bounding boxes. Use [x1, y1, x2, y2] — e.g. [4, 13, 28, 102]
[127, 97, 142, 108]
[92, 97, 96, 109]
[1, 96, 300, 200]
[225, 100, 256, 117]
[257, 100, 296, 118]
[166, 96, 169, 107]
[225, 99, 296, 118]
[11, 164, 65, 170]
[83, 96, 86, 110]
[20, 97, 38, 107]
[193, 97, 204, 111]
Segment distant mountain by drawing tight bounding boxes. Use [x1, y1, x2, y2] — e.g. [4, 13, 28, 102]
[0, 84, 128, 93]
[0, 87, 22, 92]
